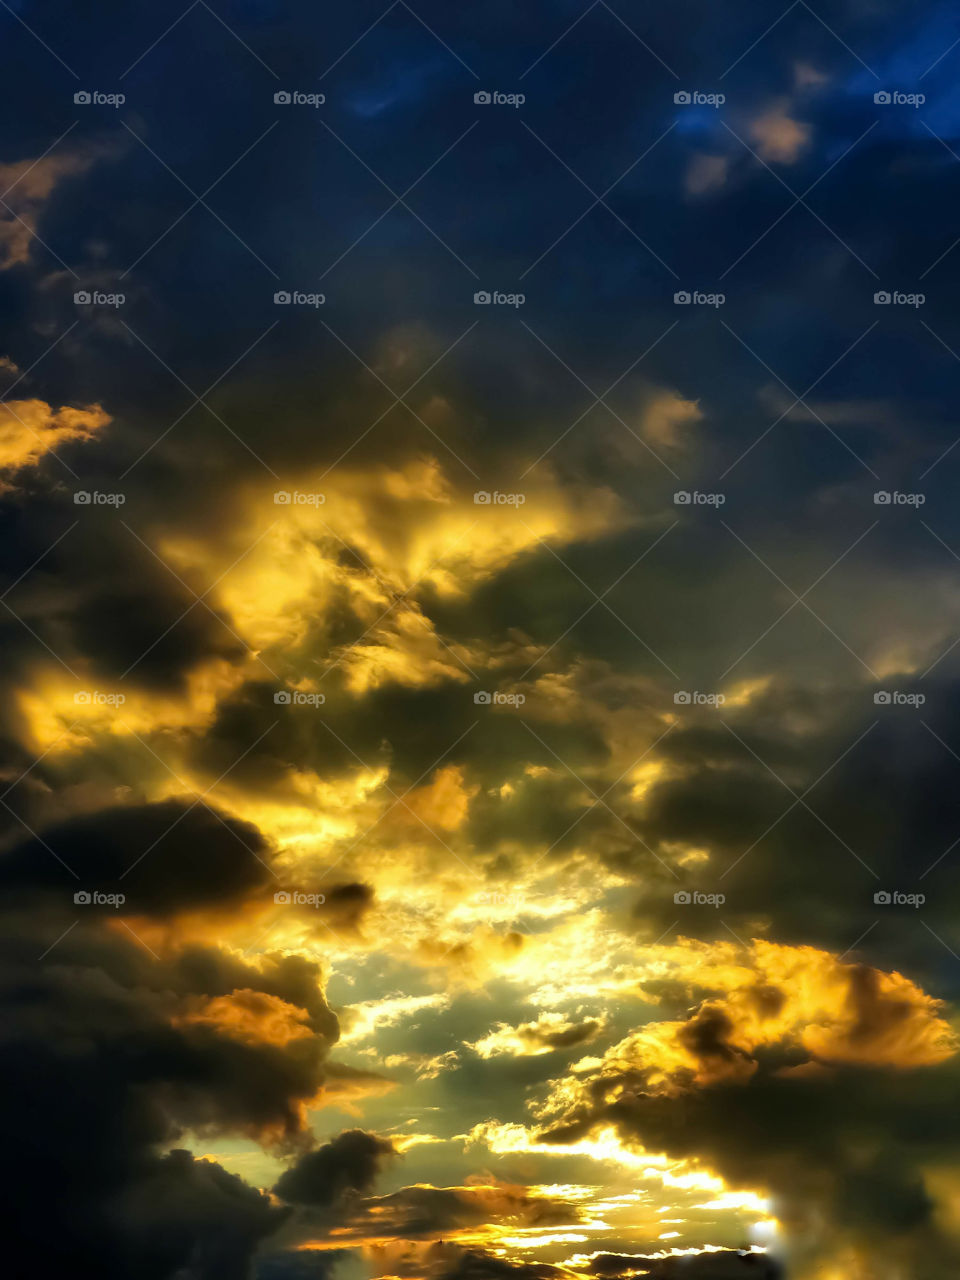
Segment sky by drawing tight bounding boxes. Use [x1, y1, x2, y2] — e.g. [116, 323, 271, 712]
[2, 1, 960, 1277]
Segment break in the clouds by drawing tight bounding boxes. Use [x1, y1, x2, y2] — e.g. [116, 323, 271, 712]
[2, 1, 960, 1278]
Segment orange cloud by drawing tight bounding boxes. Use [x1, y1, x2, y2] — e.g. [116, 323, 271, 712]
[0, 398, 110, 483]
[401, 764, 477, 832]
[749, 106, 811, 163]
[174, 990, 315, 1047]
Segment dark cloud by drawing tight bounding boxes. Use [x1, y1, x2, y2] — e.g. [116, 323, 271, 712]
[677, 1005, 756, 1083]
[107, 1148, 287, 1280]
[588, 1251, 783, 1279]
[540, 1054, 960, 1277]
[327, 1181, 586, 1241]
[440, 1249, 782, 1280]
[0, 905, 340, 1277]
[0, 798, 273, 915]
[274, 1129, 396, 1206]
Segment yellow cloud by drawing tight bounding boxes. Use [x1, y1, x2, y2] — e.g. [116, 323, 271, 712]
[553, 938, 956, 1098]
[0, 398, 110, 482]
[401, 765, 477, 832]
[470, 1011, 606, 1059]
[155, 457, 628, 679]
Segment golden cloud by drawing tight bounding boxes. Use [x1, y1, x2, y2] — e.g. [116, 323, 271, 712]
[0, 398, 110, 483]
[550, 939, 956, 1101]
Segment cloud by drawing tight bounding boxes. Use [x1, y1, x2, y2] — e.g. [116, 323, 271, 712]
[0, 147, 101, 269]
[531, 941, 960, 1275]
[108, 1148, 287, 1280]
[685, 155, 729, 197]
[469, 1012, 606, 1059]
[0, 913, 340, 1275]
[1, 6, 959, 1278]
[431, 1247, 782, 1280]
[0, 798, 275, 916]
[274, 1129, 396, 1205]
[543, 940, 956, 1098]
[748, 105, 811, 163]
[310, 1180, 587, 1243]
[0, 398, 109, 485]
